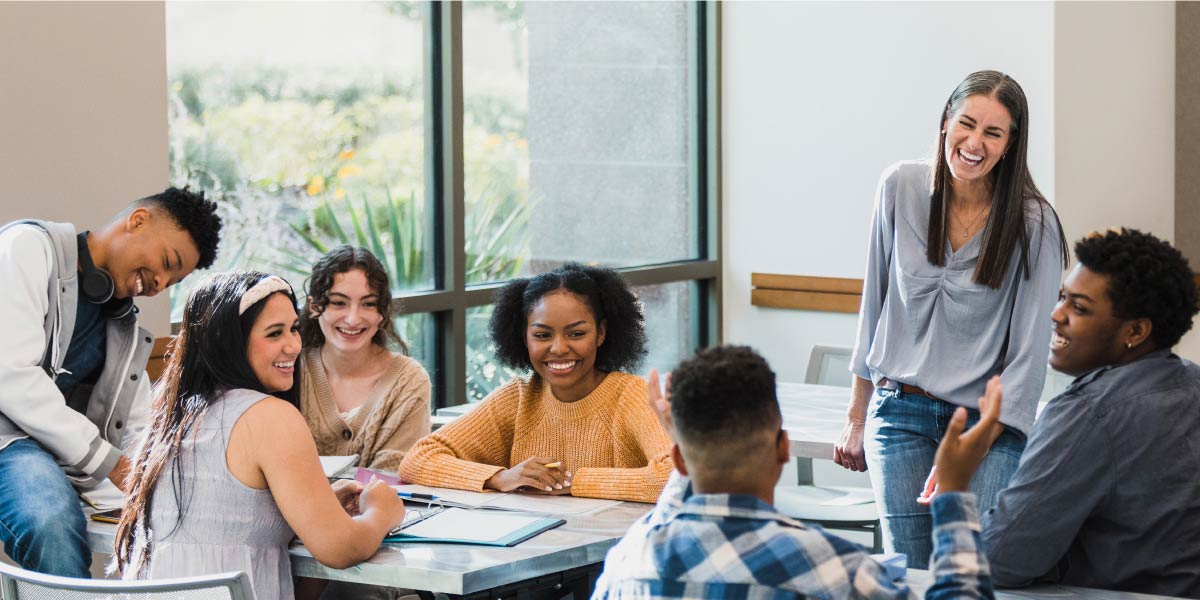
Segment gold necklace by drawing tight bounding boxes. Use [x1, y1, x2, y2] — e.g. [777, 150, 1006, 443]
[951, 203, 989, 239]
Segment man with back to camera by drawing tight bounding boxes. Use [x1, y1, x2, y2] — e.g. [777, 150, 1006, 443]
[593, 344, 1004, 599]
[0, 188, 221, 577]
[920, 228, 1200, 597]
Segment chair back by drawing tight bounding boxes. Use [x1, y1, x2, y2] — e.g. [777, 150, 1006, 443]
[0, 561, 254, 600]
[804, 345, 853, 387]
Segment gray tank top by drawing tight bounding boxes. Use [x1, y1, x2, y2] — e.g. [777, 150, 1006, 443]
[143, 388, 296, 599]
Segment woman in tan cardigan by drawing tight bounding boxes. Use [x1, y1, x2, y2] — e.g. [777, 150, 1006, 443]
[298, 246, 430, 472]
[400, 263, 671, 504]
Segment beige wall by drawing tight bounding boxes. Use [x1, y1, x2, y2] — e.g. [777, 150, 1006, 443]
[1179, 3, 1200, 266]
[1178, 3, 1200, 360]
[0, 1, 171, 335]
[1054, 1, 1175, 244]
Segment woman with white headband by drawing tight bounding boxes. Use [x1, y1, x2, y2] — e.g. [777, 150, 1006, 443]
[112, 271, 406, 599]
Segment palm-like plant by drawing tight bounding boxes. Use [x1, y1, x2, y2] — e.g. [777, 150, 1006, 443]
[278, 187, 533, 403]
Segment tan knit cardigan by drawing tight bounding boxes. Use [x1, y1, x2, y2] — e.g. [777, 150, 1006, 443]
[399, 371, 671, 504]
[300, 347, 431, 472]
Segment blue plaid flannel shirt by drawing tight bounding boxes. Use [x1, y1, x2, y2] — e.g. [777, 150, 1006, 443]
[592, 472, 993, 599]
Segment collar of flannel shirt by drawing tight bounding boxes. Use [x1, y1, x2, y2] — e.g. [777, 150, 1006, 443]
[674, 492, 808, 530]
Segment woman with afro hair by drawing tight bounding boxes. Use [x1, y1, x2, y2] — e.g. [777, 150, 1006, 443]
[400, 263, 671, 503]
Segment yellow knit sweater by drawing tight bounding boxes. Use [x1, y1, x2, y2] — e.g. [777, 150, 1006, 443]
[399, 371, 671, 503]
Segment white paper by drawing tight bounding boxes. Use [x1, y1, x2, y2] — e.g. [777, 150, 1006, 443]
[391, 483, 621, 515]
[319, 454, 359, 479]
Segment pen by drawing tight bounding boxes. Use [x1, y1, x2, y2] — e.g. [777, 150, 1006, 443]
[543, 462, 562, 469]
[396, 492, 440, 501]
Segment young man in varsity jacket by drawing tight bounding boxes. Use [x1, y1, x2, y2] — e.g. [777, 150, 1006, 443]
[0, 188, 220, 577]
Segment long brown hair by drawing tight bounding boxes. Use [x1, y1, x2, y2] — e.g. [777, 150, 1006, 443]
[113, 272, 299, 576]
[928, 70, 1068, 288]
[299, 245, 408, 354]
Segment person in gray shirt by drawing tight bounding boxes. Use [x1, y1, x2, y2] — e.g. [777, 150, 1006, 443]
[921, 227, 1200, 597]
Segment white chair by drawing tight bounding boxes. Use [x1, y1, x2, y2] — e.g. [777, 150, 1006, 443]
[776, 345, 882, 552]
[0, 561, 255, 600]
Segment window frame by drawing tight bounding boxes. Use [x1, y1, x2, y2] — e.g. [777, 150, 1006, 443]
[409, 1, 722, 408]
[166, 1, 723, 409]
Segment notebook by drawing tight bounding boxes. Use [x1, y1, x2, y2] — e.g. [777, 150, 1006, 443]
[79, 480, 125, 511]
[384, 507, 564, 547]
[320, 454, 359, 479]
[388, 481, 622, 515]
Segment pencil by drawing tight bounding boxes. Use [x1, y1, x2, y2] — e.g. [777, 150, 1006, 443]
[544, 461, 562, 469]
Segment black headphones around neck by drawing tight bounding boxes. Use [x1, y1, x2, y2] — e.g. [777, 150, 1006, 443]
[77, 231, 135, 320]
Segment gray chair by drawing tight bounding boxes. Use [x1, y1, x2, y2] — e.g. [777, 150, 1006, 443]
[0, 561, 255, 600]
[804, 345, 854, 388]
[776, 345, 882, 552]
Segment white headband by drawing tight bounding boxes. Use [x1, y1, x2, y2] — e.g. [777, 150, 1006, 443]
[238, 276, 291, 315]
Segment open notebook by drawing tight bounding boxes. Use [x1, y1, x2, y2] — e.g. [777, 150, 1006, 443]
[384, 507, 564, 547]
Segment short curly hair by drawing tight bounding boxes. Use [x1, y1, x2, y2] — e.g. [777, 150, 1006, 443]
[300, 245, 408, 354]
[1074, 228, 1198, 350]
[136, 187, 222, 269]
[489, 263, 647, 373]
[670, 345, 779, 448]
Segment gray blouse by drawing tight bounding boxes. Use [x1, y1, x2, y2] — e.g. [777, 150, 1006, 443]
[849, 161, 1063, 434]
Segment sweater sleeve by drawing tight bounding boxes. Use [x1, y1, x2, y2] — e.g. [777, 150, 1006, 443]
[398, 382, 519, 491]
[0, 226, 119, 478]
[365, 360, 432, 472]
[570, 377, 673, 504]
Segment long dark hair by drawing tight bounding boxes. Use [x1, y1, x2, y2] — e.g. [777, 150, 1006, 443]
[114, 271, 300, 576]
[928, 70, 1068, 288]
[299, 245, 408, 354]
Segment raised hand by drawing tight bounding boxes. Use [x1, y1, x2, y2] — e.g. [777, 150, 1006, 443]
[918, 376, 1005, 504]
[647, 369, 674, 442]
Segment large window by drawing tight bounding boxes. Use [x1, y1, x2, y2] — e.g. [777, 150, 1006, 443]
[168, 1, 720, 407]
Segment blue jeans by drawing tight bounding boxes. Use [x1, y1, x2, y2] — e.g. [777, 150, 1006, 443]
[0, 439, 91, 577]
[864, 387, 1025, 569]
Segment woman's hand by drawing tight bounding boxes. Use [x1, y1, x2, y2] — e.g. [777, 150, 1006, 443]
[833, 420, 868, 472]
[357, 478, 406, 530]
[834, 376, 874, 471]
[331, 479, 363, 516]
[485, 456, 572, 493]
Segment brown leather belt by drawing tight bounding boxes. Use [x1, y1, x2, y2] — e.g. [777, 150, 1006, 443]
[881, 378, 940, 401]
[900, 383, 939, 400]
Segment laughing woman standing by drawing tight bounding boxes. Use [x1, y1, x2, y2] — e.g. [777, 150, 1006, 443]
[834, 70, 1068, 567]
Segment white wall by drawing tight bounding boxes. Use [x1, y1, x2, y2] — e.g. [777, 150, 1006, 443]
[722, 1, 1057, 382]
[0, 1, 172, 336]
